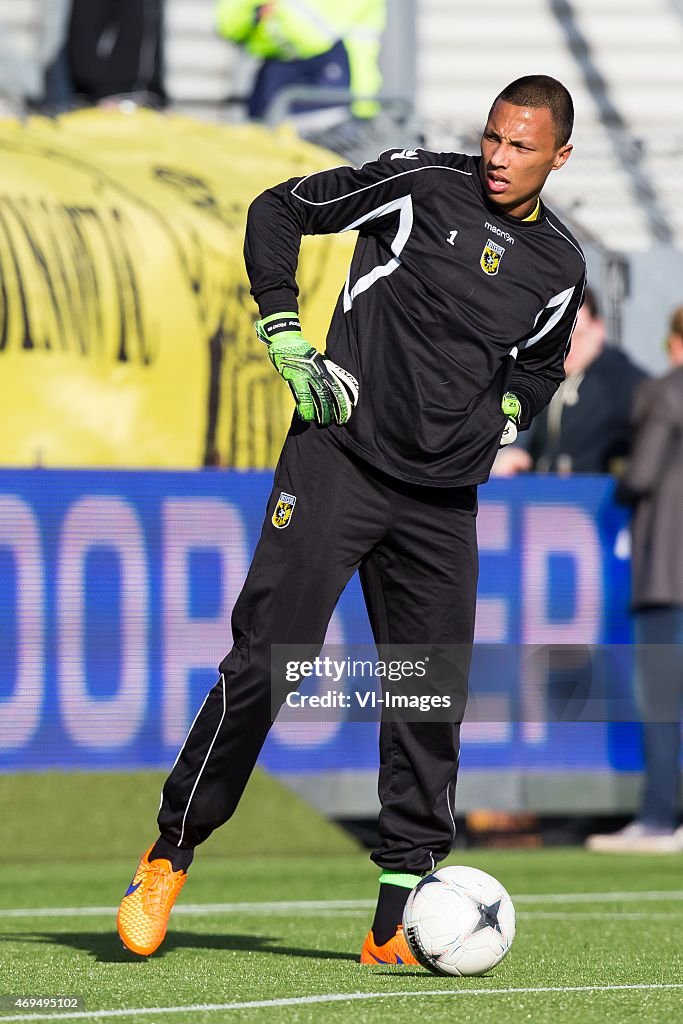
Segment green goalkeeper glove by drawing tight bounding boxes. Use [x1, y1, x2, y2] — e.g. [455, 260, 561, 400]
[255, 312, 359, 426]
[499, 392, 522, 446]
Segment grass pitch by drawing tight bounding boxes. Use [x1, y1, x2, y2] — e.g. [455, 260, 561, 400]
[2, 774, 683, 1024]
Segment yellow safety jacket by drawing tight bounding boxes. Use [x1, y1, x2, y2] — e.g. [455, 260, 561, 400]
[215, 0, 385, 118]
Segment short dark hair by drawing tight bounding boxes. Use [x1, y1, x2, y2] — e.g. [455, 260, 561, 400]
[669, 305, 683, 338]
[582, 286, 600, 319]
[494, 75, 574, 147]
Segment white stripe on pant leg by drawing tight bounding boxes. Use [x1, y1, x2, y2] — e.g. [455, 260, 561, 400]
[446, 779, 456, 841]
[158, 679, 219, 814]
[449, 751, 459, 839]
[178, 673, 228, 847]
[169, 677, 219, 774]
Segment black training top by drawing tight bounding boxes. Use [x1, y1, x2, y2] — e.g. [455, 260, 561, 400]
[244, 147, 586, 487]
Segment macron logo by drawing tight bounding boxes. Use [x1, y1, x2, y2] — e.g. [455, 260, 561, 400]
[391, 149, 419, 160]
[484, 221, 515, 245]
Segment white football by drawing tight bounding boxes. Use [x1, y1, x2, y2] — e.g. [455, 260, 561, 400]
[402, 865, 516, 976]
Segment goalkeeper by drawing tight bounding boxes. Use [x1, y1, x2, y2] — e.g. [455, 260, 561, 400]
[117, 74, 586, 963]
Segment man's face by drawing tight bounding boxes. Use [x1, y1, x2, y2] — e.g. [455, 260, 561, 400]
[667, 332, 683, 368]
[479, 100, 572, 218]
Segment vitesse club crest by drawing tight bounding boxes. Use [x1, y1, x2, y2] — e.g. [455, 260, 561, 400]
[272, 491, 297, 529]
[480, 238, 506, 276]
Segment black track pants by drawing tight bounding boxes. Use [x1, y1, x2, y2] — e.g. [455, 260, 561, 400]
[158, 423, 478, 873]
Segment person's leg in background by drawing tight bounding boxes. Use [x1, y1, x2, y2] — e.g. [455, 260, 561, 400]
[358, 478, 478, 961]
[249, 40, 349, 121]
[635, 606, 683, 831]
[586, 605, 683, 852]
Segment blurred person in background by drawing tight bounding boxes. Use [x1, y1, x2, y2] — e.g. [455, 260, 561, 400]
[215, 0, 385, 123]
[493, 286, 646, 476]
[588, 306, 683, 853]
[58, 0, 166, 108]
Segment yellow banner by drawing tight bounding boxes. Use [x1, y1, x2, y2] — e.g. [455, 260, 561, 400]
[0, 109, 353, 468]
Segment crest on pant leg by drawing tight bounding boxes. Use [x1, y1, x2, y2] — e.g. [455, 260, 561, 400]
[272, 491, 296, 529]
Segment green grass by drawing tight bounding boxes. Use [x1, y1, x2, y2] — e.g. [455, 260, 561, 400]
[2, 775, 683, 1023]
[2, 851, 683, 1024]
[0, 770, 360, 863]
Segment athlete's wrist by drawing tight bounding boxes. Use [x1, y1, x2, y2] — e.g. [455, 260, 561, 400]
[254, 311, 302, 344]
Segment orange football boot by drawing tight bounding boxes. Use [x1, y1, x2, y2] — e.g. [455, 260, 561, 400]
[117, 846, 187, 956]
[360, 925, 420, 966]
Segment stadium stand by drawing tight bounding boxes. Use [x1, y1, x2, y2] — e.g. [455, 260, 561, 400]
[418, 0, 683, 250]
[0, 0, 42, 112]
[1, 0, 682, 248]
[164, 0, 244, 115]
[0, 0, 243, 116]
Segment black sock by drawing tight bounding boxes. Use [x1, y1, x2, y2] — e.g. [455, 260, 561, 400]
[371, 884, 411, 945]
[148, 836, 194, 873]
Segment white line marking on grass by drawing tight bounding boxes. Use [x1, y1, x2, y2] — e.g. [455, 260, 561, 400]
[4, 890, 683, 919]
[0, 900, 375, 919]
[3, 907, 675, 923]
[522, 911, 677, 920]
[516, 889, 683, 904]
[3, 984, 683, 1023]
[0, 907, 116, 919]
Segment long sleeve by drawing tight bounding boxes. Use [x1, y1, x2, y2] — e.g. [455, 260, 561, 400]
[343, 0, 385, 119]
[243, 153, 428, 317]
[509, 269, 586, 428]
[344, 33, 382, 119]
[215, 0, 259, 45]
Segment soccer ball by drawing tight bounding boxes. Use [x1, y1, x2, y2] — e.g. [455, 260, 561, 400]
[402, 865, 515, 976]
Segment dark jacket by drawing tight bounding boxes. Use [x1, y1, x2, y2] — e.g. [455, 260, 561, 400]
[521, 347, 646, 473]
[617, 366, 683, 608]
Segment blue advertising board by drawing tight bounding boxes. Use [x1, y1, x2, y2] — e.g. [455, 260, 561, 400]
[0, 469, 638, 778]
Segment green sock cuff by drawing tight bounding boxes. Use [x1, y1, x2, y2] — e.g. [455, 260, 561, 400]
[378, 871, 423, 889]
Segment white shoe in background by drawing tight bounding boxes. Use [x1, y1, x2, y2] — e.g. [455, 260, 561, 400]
[586, 821, 682, 853]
